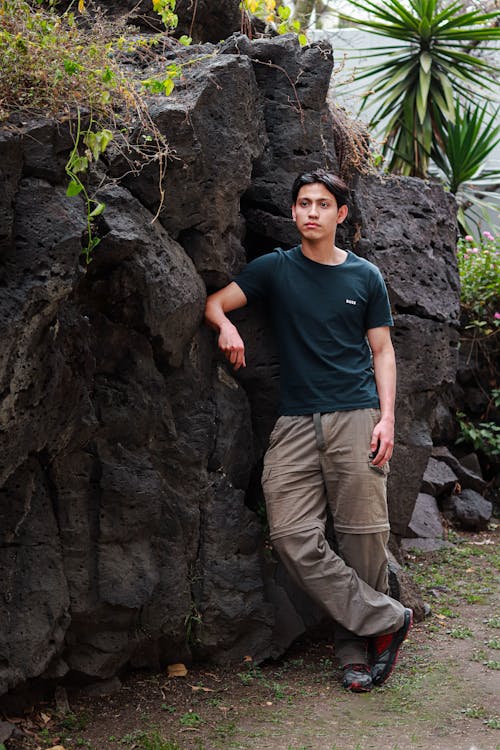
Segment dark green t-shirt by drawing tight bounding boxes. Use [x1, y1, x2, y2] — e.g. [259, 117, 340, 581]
[234, 246, 393, 415]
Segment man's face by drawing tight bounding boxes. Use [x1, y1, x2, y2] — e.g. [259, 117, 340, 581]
[292, 183, 348, 240]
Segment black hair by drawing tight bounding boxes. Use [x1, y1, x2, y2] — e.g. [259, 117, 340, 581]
[291, 170, 349, 208]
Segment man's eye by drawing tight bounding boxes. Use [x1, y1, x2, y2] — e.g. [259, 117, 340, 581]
[300, 201, 308, 206]
[320, 202, 329, 208]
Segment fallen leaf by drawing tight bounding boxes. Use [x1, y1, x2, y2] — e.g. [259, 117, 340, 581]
[168, 663, 187, 678]
[40, 713, 51, 725]
[265, 701, 273, 706]
[47, 746, 66, 750]
[189, 685, 214, 693]
[243, 655, 252, 663]
[436, 614, 447, 619]
[470, 539, 494, 545]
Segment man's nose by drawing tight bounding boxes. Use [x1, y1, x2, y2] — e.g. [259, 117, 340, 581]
[308, 203, 319, 216]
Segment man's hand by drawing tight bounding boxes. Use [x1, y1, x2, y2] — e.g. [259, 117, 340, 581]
[370, 416, 394, 467]
[218, 321, 246, 370]
[204, 282, 248, 371]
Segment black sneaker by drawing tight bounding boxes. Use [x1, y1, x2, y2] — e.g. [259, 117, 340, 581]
[342, 663, 373, 692]
[370, 608, 413, 686]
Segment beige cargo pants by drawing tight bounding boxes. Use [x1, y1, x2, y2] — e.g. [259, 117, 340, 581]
[262, 408, 405, 667]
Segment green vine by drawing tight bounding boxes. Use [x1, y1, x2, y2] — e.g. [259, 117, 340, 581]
[65, 111, 113, 263]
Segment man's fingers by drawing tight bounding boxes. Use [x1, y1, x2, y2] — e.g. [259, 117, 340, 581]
[371, 440, 393, 466]
[224, 346, 246, 370]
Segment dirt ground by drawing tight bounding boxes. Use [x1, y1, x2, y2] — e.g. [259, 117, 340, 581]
[4, 529, 499, 750]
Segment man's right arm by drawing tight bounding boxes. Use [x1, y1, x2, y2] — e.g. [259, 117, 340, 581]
[204, 282, 248, 370]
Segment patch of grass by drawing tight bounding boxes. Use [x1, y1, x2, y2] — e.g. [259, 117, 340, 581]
[161, 704, 176, 713]
[179, 712, 203, 727]
[470, 648, 488, 662]
[271, 682, 286, 700]
[120, 730, 186, 750]
[461, 705, 487, 719]
[448, 627, 474, 639]
[485, 616, 500, 629]
[484, 660, 500, 670]
[465, 593, 487, 604]
[484, 717, 500, 729]
[237, 664, 264, 685]
[487, 638, 500, 649]
[214, 721, 237, 738]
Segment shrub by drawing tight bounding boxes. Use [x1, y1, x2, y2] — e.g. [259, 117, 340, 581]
[457, 231, 500, 325]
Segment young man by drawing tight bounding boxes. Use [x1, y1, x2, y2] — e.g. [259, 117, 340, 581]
[204, 170, 412, 692]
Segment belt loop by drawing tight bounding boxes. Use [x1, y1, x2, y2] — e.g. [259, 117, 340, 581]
[313, 412, 326, 452]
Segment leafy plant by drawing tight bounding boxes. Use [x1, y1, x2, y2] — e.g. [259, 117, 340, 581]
[0, 1, 200, 260]
[65, 111, 113, 262]
[431, 102, 500, 231]
[456, 411, 500, 457]
[339, 0, 500, 177]
[179, 712, 203, 727]
[240, 0, 308, 45]
[457, 232, 500, 322]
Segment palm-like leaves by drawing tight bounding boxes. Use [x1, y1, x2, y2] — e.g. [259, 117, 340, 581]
[431, 101, 500, 231]
[340, 0, 500, 177]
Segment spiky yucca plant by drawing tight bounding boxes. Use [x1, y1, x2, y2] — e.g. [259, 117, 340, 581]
[340, 0, 500, 177]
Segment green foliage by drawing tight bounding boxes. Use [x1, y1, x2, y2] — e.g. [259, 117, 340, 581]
[432, 102, 500, 231]
[120, 730, 184, 750]
[65, 111, 113, 262]
[240, 0, 307, 45]
[0, 0, 133, 119]
[152, 0, 178, 31]
[433, 102, 500, 196]
[456, 412, 500, 457]
[0, 1, 193, 260]
[339, 0, 500, 178]
[142, 63, 182, 96]
[457, 232, 500, 322]
[179, 712, 203, 727]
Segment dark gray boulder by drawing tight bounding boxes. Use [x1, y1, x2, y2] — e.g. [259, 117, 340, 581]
[0, 459, 70, 695]
[443, 489, 493, 531]
[421, 457, 459, 498]
[0, 33, 459, 698]
[175, 0, 241, 42]
[349, 176, 459, 537]
[112, 51, 267, 288]
[407, 493, 444, 539]
[431, 446, 487, 494]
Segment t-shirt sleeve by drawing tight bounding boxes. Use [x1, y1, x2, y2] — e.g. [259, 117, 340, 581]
[365, 269, 394, 329]
[233, 252, 277, 302]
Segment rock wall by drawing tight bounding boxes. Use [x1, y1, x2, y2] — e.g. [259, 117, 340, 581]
[0, 33, 458, 698]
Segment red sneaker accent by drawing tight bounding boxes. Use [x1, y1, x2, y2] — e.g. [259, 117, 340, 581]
[371, 608, 413, 686]
[372, 632, 393, 657]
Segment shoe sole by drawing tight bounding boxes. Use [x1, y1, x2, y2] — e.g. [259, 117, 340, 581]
[372, 608, 413, 686]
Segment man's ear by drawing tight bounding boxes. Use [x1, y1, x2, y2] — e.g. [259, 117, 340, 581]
[337, 205, 348, 224]
[291, 204, 296, 221]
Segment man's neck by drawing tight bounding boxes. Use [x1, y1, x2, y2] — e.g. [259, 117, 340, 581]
[300, 237, 347, 266]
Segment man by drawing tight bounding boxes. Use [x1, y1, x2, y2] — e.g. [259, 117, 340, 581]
[204, 170, 412, 692]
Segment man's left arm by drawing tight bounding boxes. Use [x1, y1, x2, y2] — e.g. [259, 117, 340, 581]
[367, 326, 396, 467]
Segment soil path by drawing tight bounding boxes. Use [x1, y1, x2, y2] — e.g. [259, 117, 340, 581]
[6, 531, 500, 750]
